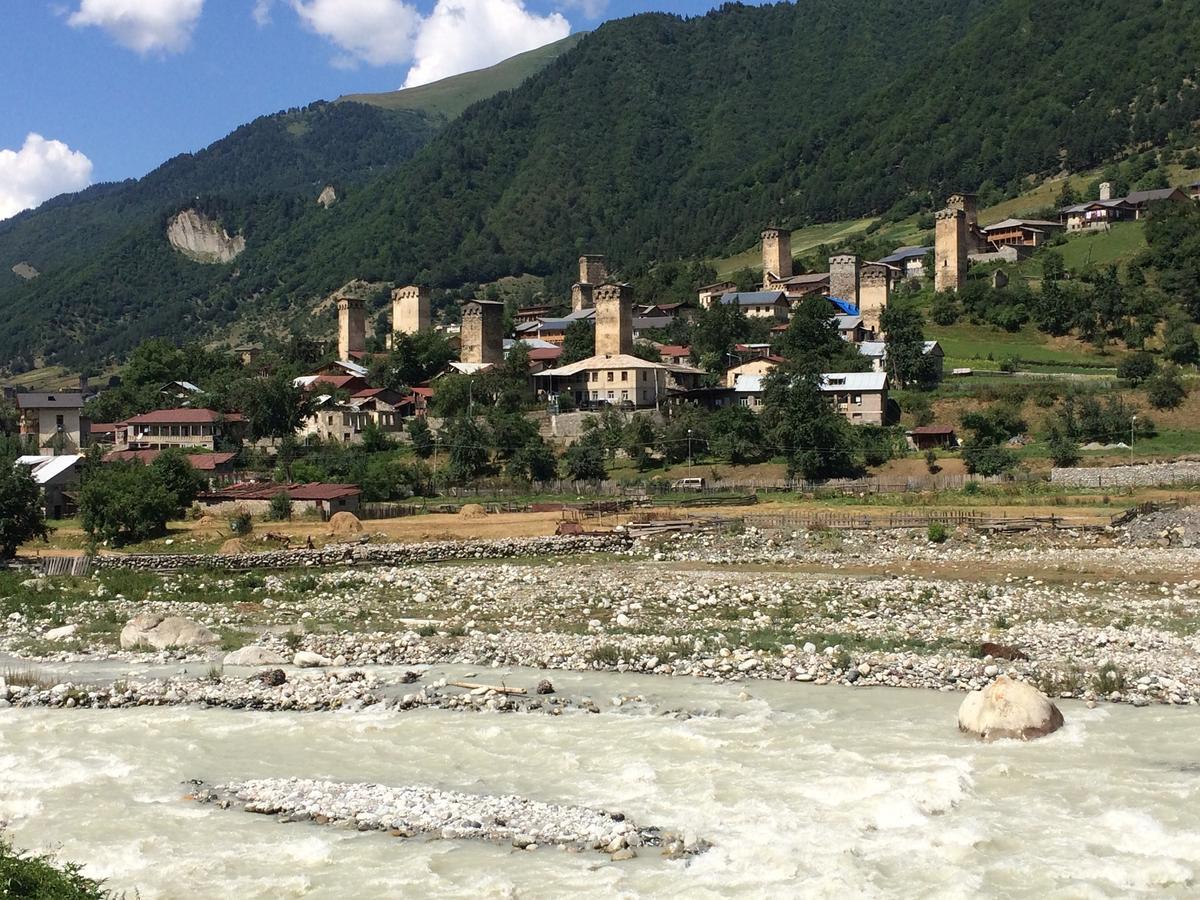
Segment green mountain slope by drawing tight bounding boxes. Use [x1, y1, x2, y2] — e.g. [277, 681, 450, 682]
[337, 33, 585, 119]
[5, 0, 1200, 369]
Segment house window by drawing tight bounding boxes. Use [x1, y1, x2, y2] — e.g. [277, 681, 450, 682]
[55, 414, 64, 429]
[607, 371, 614, 382]
[607, 391, 614, 400]
[621, 391, 628, 400]
[641, 371, 647, 382]
[621, 371, 628, 381]
[852, 393, 862, 405]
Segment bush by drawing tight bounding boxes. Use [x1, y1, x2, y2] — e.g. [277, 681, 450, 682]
[228, 508, 253, 535]
[267, 492, 293, 521]
[1117, 351, 1157, 385]
[929, 293, 960, 326]
[1146, 367, 1187, 409]
[924, 449, 939, 474]
[0, 838, 113, 899]
[927, 522, 948, 543]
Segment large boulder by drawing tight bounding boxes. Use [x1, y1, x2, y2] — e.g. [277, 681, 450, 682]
[958, 675, 1064, 741]
[222, 646, 288, 667]
[120, 614, 218, 651]
[45, 624, 79, 641]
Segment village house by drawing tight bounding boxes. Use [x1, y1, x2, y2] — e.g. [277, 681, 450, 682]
[1062, 183, 1190, 231]
[15, 392, 88, 454]
[200, 481, 362, 517]
[857, 340, 944, 383]
[114, 408, 243, 452]
[724, 356, 782, 388]
[1189, 181, 1200, 202]
[104, 449, 239, 484]
[697, 281, 738, 308]
[834, 314, 873, 343]
[298, 397, 370, 444]
[159, 380, 202, 402]
[878, 246, 930, 281]
[348, 387, 413, 433]
[657, 344, 693, 366]
[719, 290, 791, 321]
[14, 454, 84, 519]
[906, 425, 957, 451]
[820, 371, 890, 425]
[535, 354, 706, 408]
[980, 219, 1064, 249]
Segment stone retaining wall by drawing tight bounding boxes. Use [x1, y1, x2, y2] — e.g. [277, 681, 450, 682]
[92, 534, 631, 572]
[1050, 462, 1200, 488]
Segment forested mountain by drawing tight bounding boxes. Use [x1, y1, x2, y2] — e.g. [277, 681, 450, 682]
[4, 0, 1200, 370]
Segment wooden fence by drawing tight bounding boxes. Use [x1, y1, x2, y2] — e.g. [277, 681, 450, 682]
[39, 555, 92, 577]
[743, 509, 1062, 532]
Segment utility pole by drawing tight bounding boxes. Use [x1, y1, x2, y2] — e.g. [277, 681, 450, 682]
[687, 428, 694, 469]
[1130, 415, 1137, 462]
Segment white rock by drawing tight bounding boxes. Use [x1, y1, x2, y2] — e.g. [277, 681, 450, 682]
[45, 624, 79, 641]
[294, 651, 333, 668]
[958, 675, 1064, 742]
[120, 614, 218, 651]
[222, 646, 288, 667]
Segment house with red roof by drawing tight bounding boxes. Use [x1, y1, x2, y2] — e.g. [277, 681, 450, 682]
[114, 409, 244, 452]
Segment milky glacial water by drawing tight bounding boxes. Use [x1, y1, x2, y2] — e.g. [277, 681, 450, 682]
[3, 669, 1200, 899]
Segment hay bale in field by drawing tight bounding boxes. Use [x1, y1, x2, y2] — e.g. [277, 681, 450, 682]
[328, 511, 363, 535]
[218, 538, 246, 555]
[459, 504, 487, 519]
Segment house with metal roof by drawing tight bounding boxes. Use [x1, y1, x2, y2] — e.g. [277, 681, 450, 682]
[980, 218, 1064, 249]
[719, 290, 791, 321]
[879, 246, 931, 280]
[819, 372, 890, 425]
[534, 353, 706, 409]
[15, 454, 84, 518]
[858, 340, 944, 383]
[115, 408, 245, 452]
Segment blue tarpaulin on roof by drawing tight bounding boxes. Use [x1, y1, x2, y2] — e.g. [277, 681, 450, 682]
[828, 297, 859, 316]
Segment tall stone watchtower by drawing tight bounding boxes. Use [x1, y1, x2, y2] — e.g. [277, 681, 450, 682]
[392, 285, 431, 336]
[460, 299, 504, 366]
[761, 228, 793, 286]
[594, 283, 634, 357]
[828, 254, 861, 308]
[858, 264, 891, 334]
[337, 296, 365, 360]
[935, 208, 968, 292]
[572, 254, 609, 312]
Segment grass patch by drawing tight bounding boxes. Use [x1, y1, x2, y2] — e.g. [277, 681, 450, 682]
[587, 644, 621, 666]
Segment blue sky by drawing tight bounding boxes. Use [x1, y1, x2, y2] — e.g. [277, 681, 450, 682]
[0, 0, 718, 219]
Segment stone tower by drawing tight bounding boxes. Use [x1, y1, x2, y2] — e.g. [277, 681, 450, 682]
[1098, 182, 1113, 201]
[935, 208, 968, 292]
[580, 255, 608, 285]
[392, 285, 431, 336]
[761, 228, 793, 285]
[947, 192, 978, 228]
[828, 254, 861, 307]
[858, 264, 891, 335]
[337, 296, 365, 360]
[594, 283, 633, 357]
[460, 299, 504, 366]
[572, 254, 608, 312]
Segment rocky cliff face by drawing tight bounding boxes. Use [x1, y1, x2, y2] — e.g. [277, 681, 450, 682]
[317, 185, 338, 208]
[166, 209, 246, 264]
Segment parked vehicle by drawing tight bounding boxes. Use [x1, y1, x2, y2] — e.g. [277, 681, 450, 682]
[671, 477, 706, 491]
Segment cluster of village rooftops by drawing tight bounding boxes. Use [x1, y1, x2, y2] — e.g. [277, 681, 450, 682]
[10, 182, 1199, 512]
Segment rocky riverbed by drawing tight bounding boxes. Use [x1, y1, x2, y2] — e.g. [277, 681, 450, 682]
[190, 777, 705, 860]
[3, 521, 1199, 710]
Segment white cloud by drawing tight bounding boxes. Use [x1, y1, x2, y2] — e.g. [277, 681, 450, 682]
[291, 0, 421, 67]
[252, 0, 274, 26]
[403, 0, 570, 87]
[0, 134, 94, 221]
[290, 0, 569, 84]
[67, 0, 205, 55]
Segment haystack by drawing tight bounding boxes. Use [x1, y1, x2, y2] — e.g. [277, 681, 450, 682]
[219, 538, 246, 555]
[328, 511, 364, 535]
[459, 504, 487, 519]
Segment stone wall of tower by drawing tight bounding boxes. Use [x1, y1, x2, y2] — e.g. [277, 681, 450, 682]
[392, 285, 431, 336]
[859, 265, 891, 334]
[579, 255, 608, 286]
[828, 254, 861, 307]
[947, 192, 978, 228]
[760, 228, 793, 284]
[337, 296, 365, 360]
[935, 208, 968, 293]
[594, 283, 633, 357]
[571, 282, 594, 312]
[460, 300, 504, 366]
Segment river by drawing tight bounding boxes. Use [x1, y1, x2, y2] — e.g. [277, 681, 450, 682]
[2, 667, 1199, 898]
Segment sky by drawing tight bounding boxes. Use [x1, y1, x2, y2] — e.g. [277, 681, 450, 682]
[0, 0, 716, 221]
